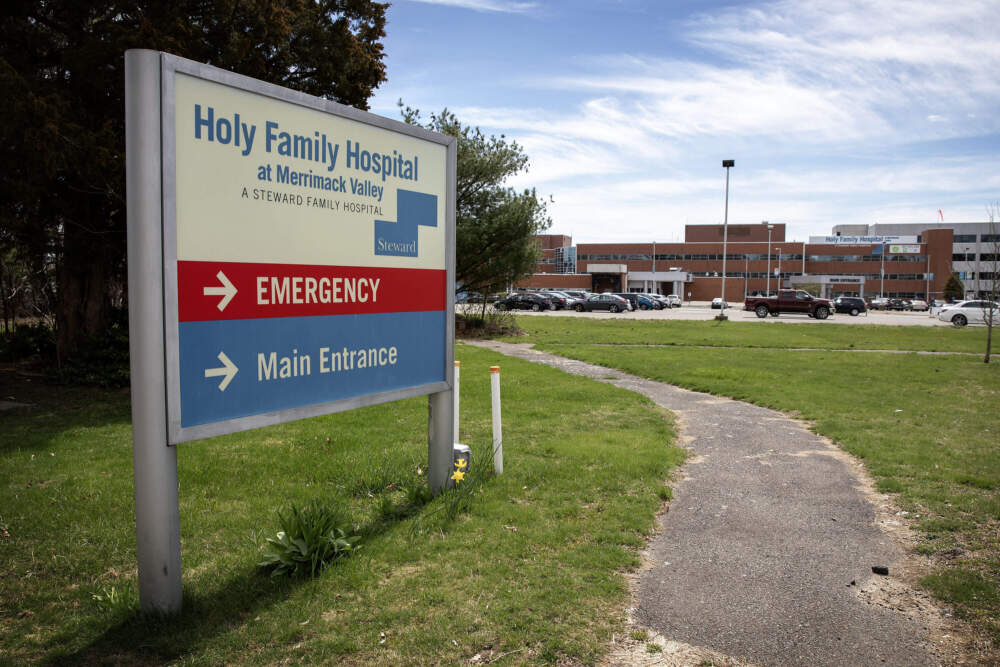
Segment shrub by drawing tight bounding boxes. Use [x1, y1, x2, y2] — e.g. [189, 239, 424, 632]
[52, 322, 130, 387]
[455, 308, 522, 339]
[258, 500, 360, 578]
[0, 321, 55, 360]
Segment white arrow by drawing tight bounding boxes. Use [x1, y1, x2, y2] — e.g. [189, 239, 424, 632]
[204, 351, 238, 391]
[203, 271, 237, 311]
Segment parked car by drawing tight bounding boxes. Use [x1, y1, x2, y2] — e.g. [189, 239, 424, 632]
[665, 294, 682, 308]
[643, 294, 669, 309]
[538, 291, 569, 310]
[833, 296, 867, 316]
[562, 291, 591, 301]
[614, 293, 657, 310]
[909, 299, 929, 311]
[575, 293, 631, 313]
[553, 291, 587, 309]
[937, 300, 1000, 326]
[711, 297, 729, 309]
[886, 298, 909, 311]
[494, 293, 552, 312]
[867, 297, 888, 310]
[743, 290, 832, 319]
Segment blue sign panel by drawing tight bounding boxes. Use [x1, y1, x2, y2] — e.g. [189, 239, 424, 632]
[178, 311, 445, 428]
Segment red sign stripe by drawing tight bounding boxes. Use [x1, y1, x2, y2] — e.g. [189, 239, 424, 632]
[178, 261, 446, 322]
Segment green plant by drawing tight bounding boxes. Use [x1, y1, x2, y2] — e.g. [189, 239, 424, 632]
[0, 321, 55, 360]
[646, 642, 662, 653]
[258, 500, 361, 578]
[657, 486, 673, 501]
[91, 584, 137, 615]
[630, 630, 648, 641]
[944, 272, 965, 302]
[52, 320, 131, 387]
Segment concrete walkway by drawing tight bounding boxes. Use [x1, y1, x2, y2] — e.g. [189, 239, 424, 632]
[465, 340, 955, 666]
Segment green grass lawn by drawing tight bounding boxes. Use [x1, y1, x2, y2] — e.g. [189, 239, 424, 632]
[512, 315, 993, 353]
[514, 316, 1000, 645]
[0, 344, 683, 665]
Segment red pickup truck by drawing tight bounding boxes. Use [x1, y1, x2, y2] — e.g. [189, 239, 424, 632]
[744, 290, 833, 319]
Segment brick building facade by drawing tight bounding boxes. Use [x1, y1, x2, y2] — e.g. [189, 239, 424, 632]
[519, 224, 963, 302]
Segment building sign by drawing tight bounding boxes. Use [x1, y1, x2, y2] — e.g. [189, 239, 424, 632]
[160, 58, 454, 443]
[887, 244, 921, 254]
[809, 235, 918, 245]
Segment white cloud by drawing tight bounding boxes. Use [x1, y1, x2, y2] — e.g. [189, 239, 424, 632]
[383, 0, 1000, 240]
[405, 0, 537, 13]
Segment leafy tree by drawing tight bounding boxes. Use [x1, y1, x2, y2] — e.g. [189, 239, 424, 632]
[943, 272, 965, 302]
[399, 105, 551, 303]
[0, 0, 388, 359]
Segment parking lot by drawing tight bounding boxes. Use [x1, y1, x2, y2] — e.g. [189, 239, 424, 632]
[466, 302, 955, 326]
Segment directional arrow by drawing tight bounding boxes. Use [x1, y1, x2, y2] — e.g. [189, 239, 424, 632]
[204, 351, 238, 391]
[203, 270, 237, 311]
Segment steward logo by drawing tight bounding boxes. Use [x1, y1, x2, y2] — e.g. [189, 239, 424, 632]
[374, 189, 438, 258]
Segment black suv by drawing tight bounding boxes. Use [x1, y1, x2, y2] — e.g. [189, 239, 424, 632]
[833, 296, 866, 316]
[494, 293, 553, 312]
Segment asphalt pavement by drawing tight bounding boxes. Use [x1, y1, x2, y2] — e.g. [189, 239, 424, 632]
[466, 340, 954, 666]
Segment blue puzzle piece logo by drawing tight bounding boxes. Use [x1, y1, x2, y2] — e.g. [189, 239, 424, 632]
[374, 189, 438, 257]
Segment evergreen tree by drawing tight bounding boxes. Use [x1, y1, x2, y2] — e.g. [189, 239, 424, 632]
[1, 0, 388, 358]
[943, 272, 965, 302]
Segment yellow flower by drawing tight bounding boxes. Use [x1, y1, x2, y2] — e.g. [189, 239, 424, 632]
[454, 458, 467, 469]
[451, 469, 466, 483]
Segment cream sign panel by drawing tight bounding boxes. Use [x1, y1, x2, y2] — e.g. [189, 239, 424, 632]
[175, 74, 446, 269]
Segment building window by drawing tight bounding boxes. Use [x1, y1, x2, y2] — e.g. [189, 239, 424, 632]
[954, 234, 978, 243]
[982, 234, 1000, 243]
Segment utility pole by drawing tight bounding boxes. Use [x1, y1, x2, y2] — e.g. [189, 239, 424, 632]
[777, 247, 782, 292]
[720, 160, 734, 312]
[880, 243, 886, 298]
[765, 221, 773, 296]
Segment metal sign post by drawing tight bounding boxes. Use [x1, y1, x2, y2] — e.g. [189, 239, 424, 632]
[126, 50, 183, 613]
[125, 50, 455, 612]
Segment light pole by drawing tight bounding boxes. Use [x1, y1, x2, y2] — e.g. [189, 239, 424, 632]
[925, 253, 930, 301]
[720, 159, 734, 312]
[974, 243, 980, 299]
[964, 247, 971, 298]
[744, 254, 749, 299]
[880, 243, 886, 298]
[776, 247, 782, 292]
[765, 221, 774, 296]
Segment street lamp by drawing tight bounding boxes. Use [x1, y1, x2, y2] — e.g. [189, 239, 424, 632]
[880, 242, 886, 298]
[744, 254, 749, 299]
[765, 222, 774, 297]
[776, 247, 782, 291]
[973, 244, 980, 299]
[964, 247, 970, 298]
[720, 160, 734, 312]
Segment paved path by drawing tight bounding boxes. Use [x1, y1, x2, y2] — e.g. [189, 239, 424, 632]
[466, 340, 944, 666]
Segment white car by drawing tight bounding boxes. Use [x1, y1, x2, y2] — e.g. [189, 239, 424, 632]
[937, 300, 1000, 326]
[665, 294, 682, 308]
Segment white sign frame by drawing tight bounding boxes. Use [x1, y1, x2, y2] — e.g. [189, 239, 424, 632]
[156, 54, 455, 444]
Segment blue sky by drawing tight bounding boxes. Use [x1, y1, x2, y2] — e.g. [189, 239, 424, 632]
[369, 0, 1000, 243]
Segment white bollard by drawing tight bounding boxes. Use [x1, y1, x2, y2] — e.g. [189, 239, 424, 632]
[453, 360, 460, 444]
[490, 365, 503, 475]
